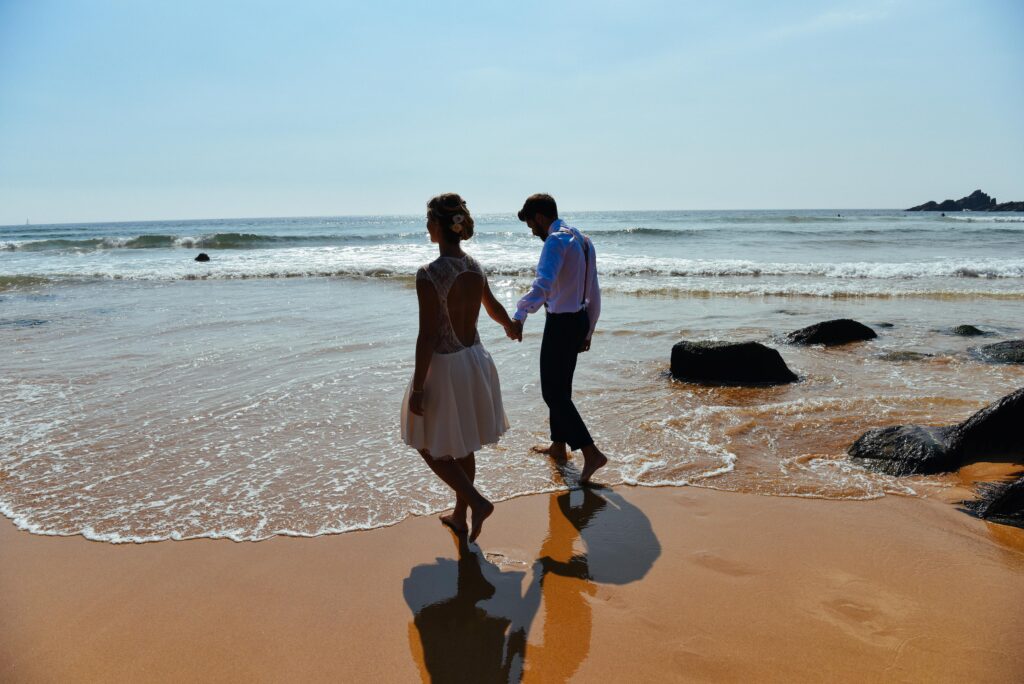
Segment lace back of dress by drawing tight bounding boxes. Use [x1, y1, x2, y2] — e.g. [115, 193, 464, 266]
[417, 256, 484, 354]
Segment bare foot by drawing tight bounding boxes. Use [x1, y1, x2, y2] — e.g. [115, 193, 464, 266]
[440, 513, 468, 535]
[580, 446, 608, 485]
[469, 498, 495, 543]
[531, 442, 568, 461]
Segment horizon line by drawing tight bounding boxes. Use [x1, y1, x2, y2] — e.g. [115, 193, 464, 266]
[2, 207, 913, 229]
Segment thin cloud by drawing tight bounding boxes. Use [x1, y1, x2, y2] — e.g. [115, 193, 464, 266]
[766, 3, 893, 41]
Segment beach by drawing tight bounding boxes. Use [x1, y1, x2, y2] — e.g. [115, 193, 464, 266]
[2, 209, 1024, 680]
[2, 481, 1023, 682]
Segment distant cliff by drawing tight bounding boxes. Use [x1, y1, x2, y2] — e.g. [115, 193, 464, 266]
[907, 189, 1024, 212]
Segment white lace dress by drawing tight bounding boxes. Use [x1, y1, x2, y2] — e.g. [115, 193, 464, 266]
[401, 255, 509, 460]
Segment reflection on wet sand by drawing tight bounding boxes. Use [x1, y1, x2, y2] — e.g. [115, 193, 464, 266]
[403, 534, 529, 683]
[404, 462, 661, 683]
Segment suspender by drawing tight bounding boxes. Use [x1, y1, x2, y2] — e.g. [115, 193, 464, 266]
[558, 227, 590, 310]
[579, 234, 590, 308]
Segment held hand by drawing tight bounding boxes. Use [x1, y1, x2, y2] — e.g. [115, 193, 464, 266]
[506, 319, 523, 342]
[409, 390, 425, 416]
[579, 337, 591, 353]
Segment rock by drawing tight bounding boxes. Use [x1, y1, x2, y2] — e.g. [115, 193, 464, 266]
[907, 189, 998, 212]
[878, 351, 932, 362]
[849, 387, 1024, 476]
[974, 340, 1024, 364]
[952, 325, 987, 336]
[907, 189, 1024, 212]
[195, 253, 211, 262]
[961, 478, 1024, 529]
[874, 322, 895, 328]
[948, 387, 1024, 460]
[670, 340, 798, 386]
[848, 425, 958, 475]
[786, 319, 877, 346]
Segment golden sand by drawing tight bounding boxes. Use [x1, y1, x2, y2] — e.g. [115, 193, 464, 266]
[2, 484, 1022, 683]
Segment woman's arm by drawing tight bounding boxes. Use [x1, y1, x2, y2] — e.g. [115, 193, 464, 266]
[410, 277, 440, 415]
[482, 280, 518, 340]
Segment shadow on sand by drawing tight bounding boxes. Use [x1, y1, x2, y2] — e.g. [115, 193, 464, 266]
[403, 461, 662, 683]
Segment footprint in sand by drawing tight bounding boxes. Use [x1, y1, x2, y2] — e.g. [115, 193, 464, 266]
[807, 572, 916, 646]
[690, 550, 760, 577]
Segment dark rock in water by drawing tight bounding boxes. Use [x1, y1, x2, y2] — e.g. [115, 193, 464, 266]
[961, 477, 1024, 529]
[907, 189, 997, 212]
[670, 340, 798, 386]
[974, 340, 1024, 364]
[948, 387, 1024, 461]
[964, 477, 1024, 526]
[849, 387, 1024, 476]
[787, 319, 876, 346]
[879, 351, 932, 362]
[195, 253, 211, 262]
[951, 325, 987, 337]
[907, 189, 1024, 212]
[848, 425, 958, 475]
[874, 322, 895, 329]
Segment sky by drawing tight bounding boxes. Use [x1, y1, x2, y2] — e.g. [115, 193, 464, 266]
[0, 0, 1021, 224]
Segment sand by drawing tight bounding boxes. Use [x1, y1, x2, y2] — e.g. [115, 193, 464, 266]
[2, 481, 1023, 683]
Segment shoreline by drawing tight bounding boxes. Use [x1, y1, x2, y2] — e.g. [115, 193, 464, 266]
[2, 483, 1022, 682]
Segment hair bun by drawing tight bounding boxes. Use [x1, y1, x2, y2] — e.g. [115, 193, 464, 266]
[427, 193, 475, 241]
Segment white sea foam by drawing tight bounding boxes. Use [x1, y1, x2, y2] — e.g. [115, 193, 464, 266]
[6, 245, 1024, 282]
[945, 215, 1024, 223]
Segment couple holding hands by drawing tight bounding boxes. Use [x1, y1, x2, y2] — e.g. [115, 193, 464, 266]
[400, 193, 607, 542]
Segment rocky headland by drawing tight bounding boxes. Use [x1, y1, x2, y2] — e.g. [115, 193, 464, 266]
[906, 189, 1024, 212]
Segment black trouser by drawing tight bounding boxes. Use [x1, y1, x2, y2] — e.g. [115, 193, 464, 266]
[540, 308, 593, 451]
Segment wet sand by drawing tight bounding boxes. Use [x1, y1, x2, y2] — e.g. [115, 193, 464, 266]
[2, 482, 1023, 683]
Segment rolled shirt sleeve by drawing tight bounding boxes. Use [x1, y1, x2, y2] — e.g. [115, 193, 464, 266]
[514, 237, 565, 324]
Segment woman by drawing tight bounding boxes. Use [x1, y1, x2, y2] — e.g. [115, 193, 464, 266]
[401, 193, 517, 542]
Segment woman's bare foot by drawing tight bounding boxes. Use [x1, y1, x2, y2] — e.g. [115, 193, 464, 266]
[531, 441, 568, 461]
[440, 513, 468, 535]
[469, 498, 495, 543]
[580, 446, 608, 485]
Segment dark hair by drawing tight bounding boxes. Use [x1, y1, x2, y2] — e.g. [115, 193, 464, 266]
[427, 193, 475, 242]
[517, 193, 558, 222]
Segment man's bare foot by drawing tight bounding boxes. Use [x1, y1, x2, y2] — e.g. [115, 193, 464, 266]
[440, 513, 468, 535]
[531, 442, 568, 462]
[579, 446, 608, 485]
[469, 498, 494, 543]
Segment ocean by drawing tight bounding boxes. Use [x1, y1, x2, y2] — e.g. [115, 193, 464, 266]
[2, 209, 1023, 542]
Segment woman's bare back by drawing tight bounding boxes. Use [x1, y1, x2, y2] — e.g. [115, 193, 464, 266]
[416, 255, 486, 353]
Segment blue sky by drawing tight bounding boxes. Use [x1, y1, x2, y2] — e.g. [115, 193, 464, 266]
[0, 0, 1021, 223]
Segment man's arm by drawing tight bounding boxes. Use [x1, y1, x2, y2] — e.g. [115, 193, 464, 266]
[514, 237, 564, 325]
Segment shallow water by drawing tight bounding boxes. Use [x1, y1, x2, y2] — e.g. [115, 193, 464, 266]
[2, 210, 1023, 542]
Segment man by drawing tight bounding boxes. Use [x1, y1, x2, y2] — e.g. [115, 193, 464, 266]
[509, 193, 607, 484]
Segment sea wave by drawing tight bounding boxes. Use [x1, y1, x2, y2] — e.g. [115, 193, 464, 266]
[7, 268, 1024, 300]
[944, 215, 1024, 223]
[0, 275, 52, 291]
[591, 258, 1024, 279]
[0, 231, 424, 252]
[602, 284, 1024, 300]
[7, 251, 1024, 280]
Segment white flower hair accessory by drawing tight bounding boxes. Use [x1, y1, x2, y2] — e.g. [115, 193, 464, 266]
[450, 214, 465, 234]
